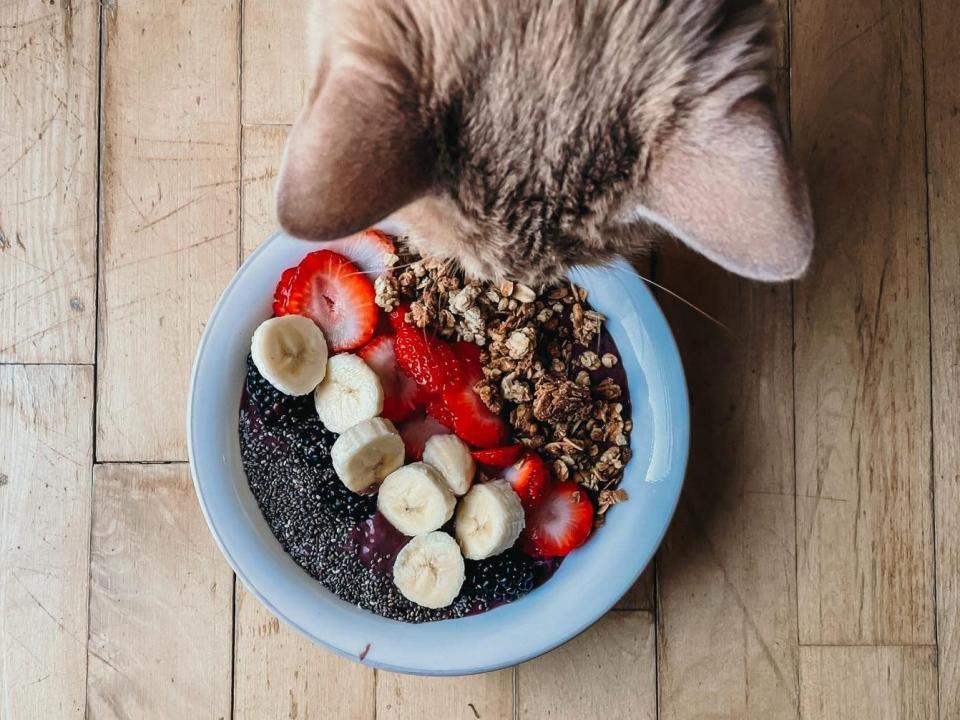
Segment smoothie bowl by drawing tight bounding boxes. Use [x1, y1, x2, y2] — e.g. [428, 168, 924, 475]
[188, 224, 688, 675]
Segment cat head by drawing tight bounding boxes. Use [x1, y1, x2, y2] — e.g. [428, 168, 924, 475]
[276, 0, 813, 284]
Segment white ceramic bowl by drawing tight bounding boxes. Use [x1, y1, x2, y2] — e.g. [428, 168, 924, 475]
[188, 227, 688, 675]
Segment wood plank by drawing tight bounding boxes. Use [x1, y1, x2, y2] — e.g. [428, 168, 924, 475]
[241, 0, 310, 125]
[655, 248, 800, 720]
[922, 0, 960, 716]
[517, 611, 656, 720]
[97, 0, 240, 461]
[0, 0, 98, 362]
[234, 583, 375, 719]
[799, 646, 938, 720]
[791, 0, 934, 645]
[241, 124, 289, 259]
[0, 365, 93, 719]
[377, 669, 513, 720]
[87, 464, 233, 720]
[615, 563, 654, 611]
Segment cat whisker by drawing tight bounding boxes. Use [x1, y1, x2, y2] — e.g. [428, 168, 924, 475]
[617, 265, 728, 331]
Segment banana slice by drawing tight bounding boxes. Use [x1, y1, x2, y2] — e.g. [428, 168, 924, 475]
[250, 315, 328, 395]
[377, 462, 456, 536]
[331, 417, 405, 493]
[455, 480, 526, 560]
[313, 353, 383, 433]
[422, 434, 475, 496]
[393, 531, 465, 609]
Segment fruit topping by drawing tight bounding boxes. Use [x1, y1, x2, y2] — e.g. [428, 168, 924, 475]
[471, 444, 523, 469]
[521, 481, 595, 558]
[440, 376, 508, 449]
[330, 417, 405, 493]
[502, 451, 551, 513]
[326, 229, 396, 277]
[397, 411, 451, 460]
[467, 551, 538, 603]
[422, 434, 475, 496]
[250, 315, 329, 396]
[455, 480, 526, 560]
[377, 463, 456, 536]
[273, 249, 377, 352]
[393, 322, 463, 395]
[357, 335, 421, 423]
[392, 531, 465, 609]
[313, 353, 383, 433]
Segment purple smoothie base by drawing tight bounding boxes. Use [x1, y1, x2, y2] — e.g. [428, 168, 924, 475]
[238, 325, 629, 624]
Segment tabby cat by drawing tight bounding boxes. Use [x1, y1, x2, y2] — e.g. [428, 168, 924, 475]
[276, 0, 813, 284]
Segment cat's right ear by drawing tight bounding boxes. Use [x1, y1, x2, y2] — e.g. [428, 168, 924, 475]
[624, 97, 813, 281]
[276, 61, 435, 240]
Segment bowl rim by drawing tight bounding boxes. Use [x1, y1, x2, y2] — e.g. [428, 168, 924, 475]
[188, 229, 688, 675]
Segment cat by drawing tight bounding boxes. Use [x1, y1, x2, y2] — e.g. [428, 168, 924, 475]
[275, 0, 813, 285]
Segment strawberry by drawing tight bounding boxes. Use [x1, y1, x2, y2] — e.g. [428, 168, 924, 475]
[357, 335, 420, 423]
[521, 481, 594, 558]
[388, 303, 410, 331]
[502, 451, 551, 512]
[397, 411, 451, 460]
[426, 395, 455, 428]
[327, 229, 397, 278]
[440, 361, 507, 449]
[393, 323, 463, 395]
[472, 444, 523, 469]
[452, 340, 483, 373]
[273, 250, 377, 352]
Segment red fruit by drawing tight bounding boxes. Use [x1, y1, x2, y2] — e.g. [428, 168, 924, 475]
[357, 335, 420, 423]
[388, 303, 411, 331]
[472, 444, 523, 469]
[273, 250, 377, 351]
[502, 452, 551, 511]
[521, 481, 595, 558]
[397, 411, 451, 460]
[393, 323, 463, 395]
[452, 341, 482, 373]
[426, 395, 455, 428]
[441, 379, 507, 449]
[326, 229, 396, 277]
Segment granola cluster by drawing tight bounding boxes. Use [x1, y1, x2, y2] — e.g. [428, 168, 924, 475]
[374, 245, 632, 521]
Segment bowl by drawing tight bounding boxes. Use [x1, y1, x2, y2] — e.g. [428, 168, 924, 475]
[188, 227, 688, 675]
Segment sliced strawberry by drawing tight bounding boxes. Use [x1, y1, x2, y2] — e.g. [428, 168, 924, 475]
[272, 265, 299, 316]
[393, 323, 463, 395]
[452, 340, 482, 373]
[357, 335, 420, 423]
[426, 395, 455, 429]
[502, 451, 551, 512]
[397, 411, 451, 460]
[327, 229, 396, 278]
[472, 444, 523, 469]
[521, 481, 594, 558]
[441, 379, 507, 449]
[388, 303, 410, 331]
[273, 249, 377, 352]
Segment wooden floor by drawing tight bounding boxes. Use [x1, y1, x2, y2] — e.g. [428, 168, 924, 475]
[1, 0, 957, 718]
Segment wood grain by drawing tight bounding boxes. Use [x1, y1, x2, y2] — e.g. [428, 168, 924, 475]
[517, 611, 656, 720]
[97, 0, 240, 461]
[791, 0, 934, 645]
[0, 0, 98, 363]
[241, 124, 289, 259]
[0, 366, 93, 719]
[922, 0, 960, 716]
[87, 464, 233, 720]
[799, 646, 938, 720]
[242, 0, 310, 125]
[655, 249, 800, 720]
[377, 668, 514, 720]
[234, 583, 375, 720]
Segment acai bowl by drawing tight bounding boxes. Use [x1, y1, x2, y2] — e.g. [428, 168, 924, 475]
[188, 223, 688, 675]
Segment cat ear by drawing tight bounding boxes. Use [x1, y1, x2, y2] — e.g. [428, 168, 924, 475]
[630, 98, 813, 280]
[276, 63, 434, 240]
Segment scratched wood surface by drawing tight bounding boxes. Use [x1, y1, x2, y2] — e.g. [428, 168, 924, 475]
[1, 0, 957, 718]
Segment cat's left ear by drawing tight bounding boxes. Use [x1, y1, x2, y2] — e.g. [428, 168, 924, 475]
[625, 97, 813, 281]
[276, 61, 435, 241]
